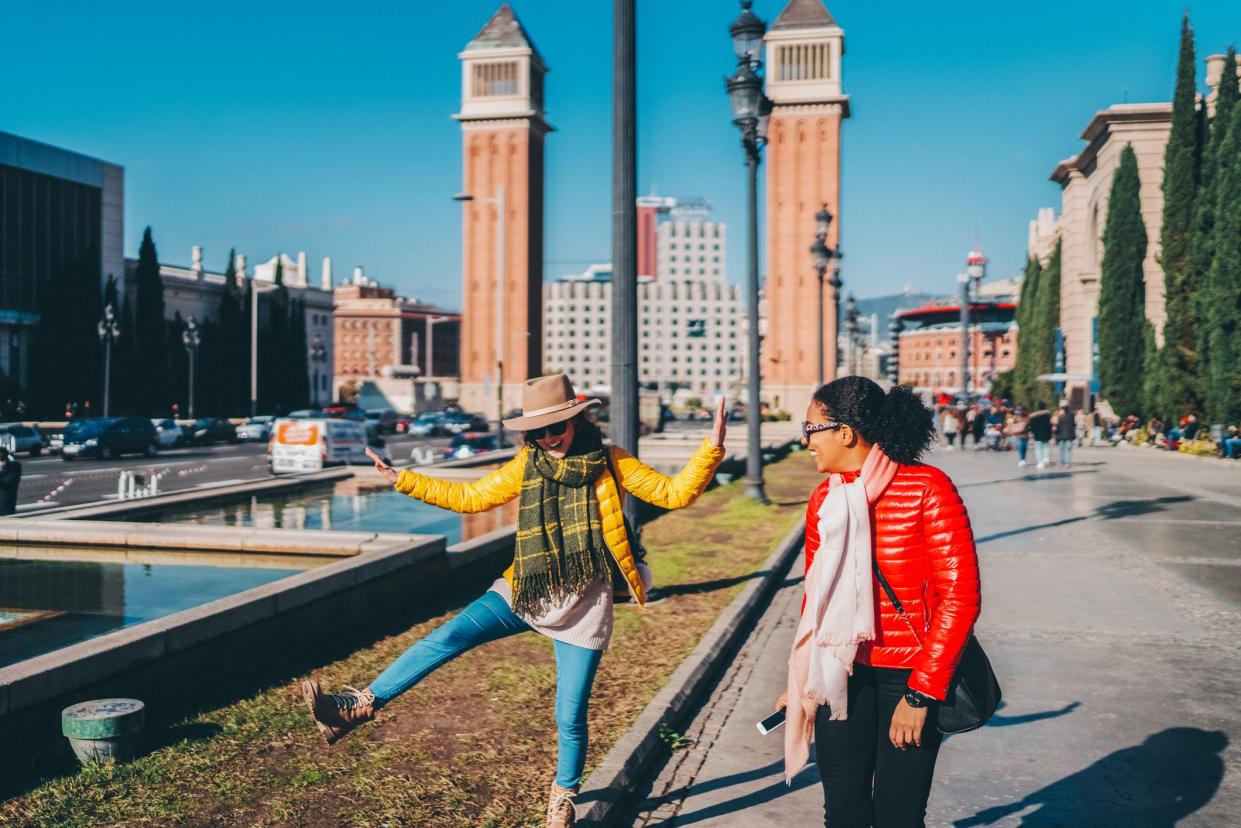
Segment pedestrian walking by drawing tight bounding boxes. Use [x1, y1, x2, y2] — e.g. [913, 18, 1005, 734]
[970, 405, 986, 447]
[302, 373, 727, 828]
[1028, 403, 1053, 468]
[1009, 408, 1030, 466]
[940, 408, 960, 450]
[0, 447, 22, 517]
[1056, 404, 1076, 466]
[782, 376, 981, 827]
[1090, 409, 1103, 446]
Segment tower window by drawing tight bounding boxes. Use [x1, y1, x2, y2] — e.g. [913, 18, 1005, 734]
[776, 42, 830, 82]
[473, 61, 519, 97]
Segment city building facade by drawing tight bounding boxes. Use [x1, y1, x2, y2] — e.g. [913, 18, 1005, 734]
[543, 271, 748, 398]
[1031, 54, 1239, 409]
[455, 4, 550, 419]
[123, 247, 337, 405]
[333, 279, 461, 413]
[0, 131, 124, 394]
[895, 279, 1021, 396]
[762, 0, 848, 415]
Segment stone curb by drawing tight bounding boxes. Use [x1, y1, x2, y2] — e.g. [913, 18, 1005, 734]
[575, 518, 806, 826]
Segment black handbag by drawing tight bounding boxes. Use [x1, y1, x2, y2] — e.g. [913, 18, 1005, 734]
[872, 562, 1001, 735]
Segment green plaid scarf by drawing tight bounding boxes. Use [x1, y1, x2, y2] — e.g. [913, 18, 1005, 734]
[512, 445, 611, 617]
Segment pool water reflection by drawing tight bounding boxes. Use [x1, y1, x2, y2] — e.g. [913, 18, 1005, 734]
[0, 558, 298, 669]
[127, 478, 518, 545]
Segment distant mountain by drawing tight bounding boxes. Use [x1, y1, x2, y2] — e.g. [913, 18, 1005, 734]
[848, 292, 942, 335]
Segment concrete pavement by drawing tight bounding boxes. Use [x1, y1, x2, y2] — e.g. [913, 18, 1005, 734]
[629, 444, 1241, 826]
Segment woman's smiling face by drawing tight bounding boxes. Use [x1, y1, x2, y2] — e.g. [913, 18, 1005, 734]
[534, 418, 575, 458]
[802, 402, 850, 473]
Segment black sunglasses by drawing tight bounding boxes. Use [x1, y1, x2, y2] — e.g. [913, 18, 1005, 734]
[527, 420, 571, 441]
[801, 420, 845, 440]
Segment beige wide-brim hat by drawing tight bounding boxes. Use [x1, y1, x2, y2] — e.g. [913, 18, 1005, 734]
[501, 373, 601, 431]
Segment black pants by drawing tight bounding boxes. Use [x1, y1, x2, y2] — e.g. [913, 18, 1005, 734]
[815, 664, 944, 827]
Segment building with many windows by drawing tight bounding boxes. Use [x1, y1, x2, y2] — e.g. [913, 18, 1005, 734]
[543, 265, 748, 398]
[333, 275, 461, 413]
[0, 131, 123, 402]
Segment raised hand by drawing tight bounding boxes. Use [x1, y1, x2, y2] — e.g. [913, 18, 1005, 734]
[366, 447, 399, 484]
[711, 396, 727, 447]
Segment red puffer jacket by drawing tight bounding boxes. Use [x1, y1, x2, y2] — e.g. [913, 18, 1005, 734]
[804, 462, 980, 700]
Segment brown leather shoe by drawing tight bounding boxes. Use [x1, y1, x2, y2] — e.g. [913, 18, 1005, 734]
[546, 781, 578, 828]
[301, 679, 376, 745]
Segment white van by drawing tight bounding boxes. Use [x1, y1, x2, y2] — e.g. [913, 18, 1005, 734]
[268, 418, 371, 473]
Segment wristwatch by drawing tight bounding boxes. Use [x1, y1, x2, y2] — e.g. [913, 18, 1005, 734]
[903, 689, 932, 708]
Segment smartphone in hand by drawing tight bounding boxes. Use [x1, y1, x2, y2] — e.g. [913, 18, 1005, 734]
[756, 708, 786, 735]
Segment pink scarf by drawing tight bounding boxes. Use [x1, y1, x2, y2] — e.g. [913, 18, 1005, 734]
[784, 447, 898, 782]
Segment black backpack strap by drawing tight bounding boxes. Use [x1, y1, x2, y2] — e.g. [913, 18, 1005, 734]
[872, 558, 923, 645]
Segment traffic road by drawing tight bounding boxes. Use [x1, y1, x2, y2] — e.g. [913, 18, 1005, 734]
[11, 433, 454, 513]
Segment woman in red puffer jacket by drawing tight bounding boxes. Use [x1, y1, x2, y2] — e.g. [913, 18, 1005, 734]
[785, 376, 980, 828]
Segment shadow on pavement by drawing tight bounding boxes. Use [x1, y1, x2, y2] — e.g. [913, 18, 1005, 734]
[984, 700, 1080, 728]
[975, 495, 1194, 545]
[656, 757, 822, 826]
[952, 727, 1227, 827]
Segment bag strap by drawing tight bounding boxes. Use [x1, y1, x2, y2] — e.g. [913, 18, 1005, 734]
[872, 559, 923, 646]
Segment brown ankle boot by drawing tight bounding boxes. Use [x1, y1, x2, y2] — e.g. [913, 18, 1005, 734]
[546, 781, 578, 828]
[301, 679, 376, 745]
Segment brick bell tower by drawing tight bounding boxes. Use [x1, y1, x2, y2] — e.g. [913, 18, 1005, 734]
[762, 0, 848, 415]
[455, 4, 552, 419]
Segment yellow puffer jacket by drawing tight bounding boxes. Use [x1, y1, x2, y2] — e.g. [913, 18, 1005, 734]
[393, 438, 725, 606]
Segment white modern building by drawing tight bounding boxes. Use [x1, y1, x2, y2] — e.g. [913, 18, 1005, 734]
[544, 271, 748, 398]
[656, 199, 725, 283]
[125, 246, 336, 405]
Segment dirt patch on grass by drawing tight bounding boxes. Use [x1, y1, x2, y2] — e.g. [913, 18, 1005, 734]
[1, 449, 821, 828]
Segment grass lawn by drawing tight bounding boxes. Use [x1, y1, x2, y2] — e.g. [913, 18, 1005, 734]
[1, 449, 821, 828]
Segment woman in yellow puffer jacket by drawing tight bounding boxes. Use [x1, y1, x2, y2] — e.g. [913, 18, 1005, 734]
[303, 373, 726, 828]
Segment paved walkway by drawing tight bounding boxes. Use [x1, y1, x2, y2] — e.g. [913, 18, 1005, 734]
[629, 444, 1241, 826]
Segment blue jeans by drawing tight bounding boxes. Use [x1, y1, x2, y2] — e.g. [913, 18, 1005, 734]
[1015, 437, 1029, 462]
[368, 590, 602, 788]
[1058, 439, 1073, 466]
[1225, 438, 1241, 459]
[1033, 441, 1050, 466]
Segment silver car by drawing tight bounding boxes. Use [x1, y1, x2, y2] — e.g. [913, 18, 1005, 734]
[0, 424, 44, 456]
[236, 416, 274, 441]
[151, 418, 186, 448]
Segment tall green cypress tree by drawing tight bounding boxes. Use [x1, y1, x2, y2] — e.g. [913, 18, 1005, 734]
[1031, 241, 1062, 407]
[133, 227, 167, 414]
[1158, 13, 1202, 417]
[1013, 255, 1043, 407]
[1203, 88, 1241, 424]
[213, 248, 245, 414]
[1098, 146, 1150, 418]
[1194, 48, 1239, 422]
[287, 298, 311, 409]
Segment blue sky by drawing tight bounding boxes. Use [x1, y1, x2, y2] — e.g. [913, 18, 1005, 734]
[3, 1, 1237, 308]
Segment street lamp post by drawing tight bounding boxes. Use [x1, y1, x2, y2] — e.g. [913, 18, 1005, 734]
[308, 333, 328, 406]
[453, 188, 507, 448]
[250, 280, 279, 417]
[810, 203, 837, 387]
[182, 316, 200, 419]
[97, 303, 120, 418]
[725, 0, 770, 503]
[844, 293, 860, 376]
[959, 249, 988, 403]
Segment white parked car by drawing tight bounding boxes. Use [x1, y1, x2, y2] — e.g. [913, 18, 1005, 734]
[236, 415, 274, 442]
[151, 419, 186, 448]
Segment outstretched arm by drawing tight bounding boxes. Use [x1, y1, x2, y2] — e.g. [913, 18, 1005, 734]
[612, 398, 727, 510]
[369, 446, 527, 514]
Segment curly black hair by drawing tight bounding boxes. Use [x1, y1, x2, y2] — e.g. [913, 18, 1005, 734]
[520, 412, 606, 455]
[811, 376, 936, 465]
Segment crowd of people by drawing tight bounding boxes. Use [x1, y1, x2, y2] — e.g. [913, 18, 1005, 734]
[936, 398, 1241, 465]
